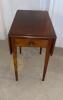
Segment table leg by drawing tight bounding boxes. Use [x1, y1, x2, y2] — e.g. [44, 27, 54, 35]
[40, 48, 42, 54]
[11, 38, 18, 81]
[50, 39, 56, 56]
[42, 45, 51, 81]
[20, 47, 21, 54]
[8, 36, 12, 54]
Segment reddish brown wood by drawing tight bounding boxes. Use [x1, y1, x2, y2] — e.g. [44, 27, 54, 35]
[15, 38, 48, 47]
[8, 10, 56, 81]
[50, 38, 56, 56]
[42, 40, 52, 81]
[11, 37, 18, 81]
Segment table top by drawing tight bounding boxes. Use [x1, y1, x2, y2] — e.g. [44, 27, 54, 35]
[9, 10, 56, 39]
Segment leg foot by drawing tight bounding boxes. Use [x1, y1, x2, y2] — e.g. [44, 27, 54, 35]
[42, 48, 50, 81]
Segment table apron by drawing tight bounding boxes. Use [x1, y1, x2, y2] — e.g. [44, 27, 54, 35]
[15, 38, 48, 48]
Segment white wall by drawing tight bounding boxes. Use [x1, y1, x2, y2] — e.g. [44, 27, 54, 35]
[1, 0, 13, 34]
[49, 0, 63, 47]
[0, 10, 5, 39]
[0, 0, 5, 39]
[11, 0, 40, 18]
[40, 0, 50, 10]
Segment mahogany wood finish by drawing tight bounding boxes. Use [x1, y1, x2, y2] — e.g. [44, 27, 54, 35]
[8, 10, 56, 81]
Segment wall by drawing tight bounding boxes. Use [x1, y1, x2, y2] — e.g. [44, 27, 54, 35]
[11, 0, 40, 20]
[49, 0, 63, 47]
[0, 0, 5, 39]
[1, 0, 13, 34]
[40, 0, 50, 10]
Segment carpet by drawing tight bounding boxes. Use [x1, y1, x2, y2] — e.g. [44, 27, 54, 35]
[0, 40, 63, 100]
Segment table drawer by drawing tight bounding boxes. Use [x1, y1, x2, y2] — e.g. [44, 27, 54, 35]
[15, 38, 48, 48]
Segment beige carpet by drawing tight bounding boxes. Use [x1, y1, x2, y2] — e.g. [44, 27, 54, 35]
[0, 39, 63, 100]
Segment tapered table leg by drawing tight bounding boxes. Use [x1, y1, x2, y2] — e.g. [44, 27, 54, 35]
[42, 47, 50, 81]
[11, 38, 18, 81]
[50, 39, 56, 56]
[20, 47, 21, 54]
[40, 48, 42, 54]
[8, 36, 12, 54]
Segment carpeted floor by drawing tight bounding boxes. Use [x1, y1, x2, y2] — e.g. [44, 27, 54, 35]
[0, 39, 63, 100]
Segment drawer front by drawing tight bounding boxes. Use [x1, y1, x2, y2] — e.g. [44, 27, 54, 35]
[15, 38, 48, 48]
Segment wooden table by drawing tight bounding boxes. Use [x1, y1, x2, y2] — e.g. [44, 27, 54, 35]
[8, 10, 56, 81]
